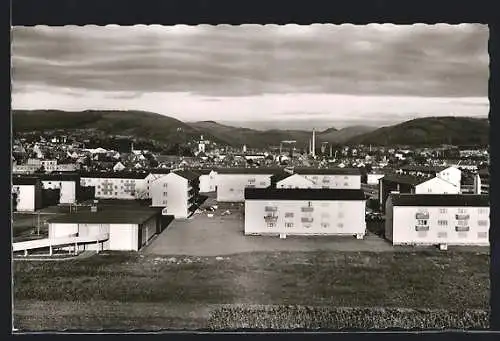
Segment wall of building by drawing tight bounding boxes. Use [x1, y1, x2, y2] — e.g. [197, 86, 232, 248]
[299, 174, 361, 189]
[42, 180, 77, 204]
[245, 199, 366, 237]
[437, 167, 462, 189]
[276, 174, 316, 189]
[217, 174, 272, 202]
[80, 177, 146, 200]
[151, 174, 189, 218]
[199, 171, 217, 193]
[386, 205, 489, 246]
[414, 177, 460, 195]
[367, 174, 385, 185]
[139, 217, 157, 248]
[12, 185, 36, 212]
[48, 223, 79, 238]
[109, 224, 139, 251]
[78, 223, 111, 251]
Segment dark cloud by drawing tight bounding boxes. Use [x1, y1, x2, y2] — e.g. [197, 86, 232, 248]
[12, 24, 488, 97]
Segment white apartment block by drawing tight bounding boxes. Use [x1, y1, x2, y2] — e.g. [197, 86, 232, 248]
[292, 168, 362, 189]
[385, 193, 489, 248]
[398, 165, 462, 189]
[274, 173, 317, 189]
[151, 170, 200, 218]
[40, 174, 80, 204]
[244, 188, 367, 239]
[198, 169, 218, 193]
[80, 172, 148, 200]
[12, 177, 43, 212]
[215, 168, 277, 202]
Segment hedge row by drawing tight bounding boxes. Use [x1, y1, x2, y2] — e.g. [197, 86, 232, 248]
[208, 305, 489, 330]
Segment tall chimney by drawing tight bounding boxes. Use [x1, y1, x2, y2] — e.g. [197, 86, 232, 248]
[308, 139, 312, 154]
[330, 145, 333, 158]
[312, 129, 316, 157]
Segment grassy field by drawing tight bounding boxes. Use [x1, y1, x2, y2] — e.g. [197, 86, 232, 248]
[13, 250, 489, 330]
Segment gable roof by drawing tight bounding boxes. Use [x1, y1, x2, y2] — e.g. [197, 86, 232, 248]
[245, 188, 366, 201]
[381, 174, 433, 186]
[400, 165, 448, 173]
[12, 176, 39, 186]
[215, 167, 282, 175]
[390, 194, 489, 207]
[80, 171, 149, 179]
[293, 167, 361, 175]
[173, 169, 200, 181]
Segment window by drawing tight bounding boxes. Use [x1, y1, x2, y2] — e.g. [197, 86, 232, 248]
[458, 208, 467, 214]
[437, 231, 447, 238]
[163, 183, 167, 188]
[417, 219, 428, 226]
[162, 200, 167, 205]
[457, 220, 468, 227]
[115, 192, 118, 196]
[229, 188, 234, 192]
[285, 212, 294, 218]
[338, 212, 344, 218]
[321, 212, 330, 218]
[259, 182, 267, 186]
[427, 188, 432, 193]
[343, 182, 349, 186]
[337, 223, 344, 228]
[478, 232, 488, 239]
[322, 186, 329, 189]
[321, 222, 330, 228]
[438, 220, 448, 226]
[121, 180, 124, 183]
[285, 222, 294, 228]
[163, 192, 167, 196]
[267, 223, 275, 228]
[478, 220, 488, 226]
[265, 206, 278, 212]
[439, 208, 447, 214]
[248, 178, 256, 183]
[479, 208, 488, 215]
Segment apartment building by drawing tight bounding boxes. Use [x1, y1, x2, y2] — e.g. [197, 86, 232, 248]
[385, 193, 489, 248]
[379, 174, 460, 212]
[475, 167, 489, 194]
[80, 171, 148, 200]
[271, 173, 317, 189]
[40, 173, 80, 204]
[244, 188, 367, 239]
[151, 170, 200, 218]
[12, 176, 43, 212]
[292, 168, 362, 189]
[397, 165, 462, 188]
[198, 169, 218, 193]
[215, 168, 279, 202]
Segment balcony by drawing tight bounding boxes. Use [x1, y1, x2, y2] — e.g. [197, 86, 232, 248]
[415, 212, 429, 220]
[264, 215, 278, 222]
[265, 206, 278, 212]
[301, 217, 314, 223]
[455, 214, 470, 220]
[301, 207, 314, 213]
[415, 225, 429, 232]
[455, 226, 470, 232]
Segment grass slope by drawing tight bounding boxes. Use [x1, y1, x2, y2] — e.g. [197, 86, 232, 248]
[347, 116, 489, 146]
[13, 250, 489, 330]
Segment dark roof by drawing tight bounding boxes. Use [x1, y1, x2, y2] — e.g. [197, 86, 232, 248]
[147, 168, 172, 174]
[47, 209, 159, 224]
[12, 176, 39, 186]
[173, 169, 200, 181]
[293, 167, 361, 175]
[390, 194, 489, 207]
[215, 167, 282, 175]
[195, 169, 214, 175]
[270, 172, 293, 183]
[381, 174, 433, 186]
[245, 188, 366, 201]
[80, 171, 149, 179]
[39, 173, 80, 182]
[400, 165, 448, 173]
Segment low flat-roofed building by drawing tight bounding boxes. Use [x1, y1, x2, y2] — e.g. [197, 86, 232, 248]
[385, 193, 489, 248]
[197, 169, 218, 193]
[244, 188, 367, 239]
[48, 208, 161, 251]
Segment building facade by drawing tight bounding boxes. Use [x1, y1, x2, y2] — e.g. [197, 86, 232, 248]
[198, 169, 218, 193]
[40, 173, 80, 204]
[80, 171, 148, 200]
[12, 177, 43, 212]
[293, 168, 362, 189]
[216, 168, 277, 202]
[151, 170, 200, 218]
[385, 193, 489, 247]
[244, 188, 367, 239]
[274, 173, 316, 189]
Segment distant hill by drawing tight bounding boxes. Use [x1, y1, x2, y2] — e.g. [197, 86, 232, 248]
[347, 116, 489, 146]
[318, 126, 376, 144]
[12, 109, 222, 145]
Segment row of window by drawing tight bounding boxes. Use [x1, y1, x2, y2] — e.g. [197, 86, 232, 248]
[416, 231, 488, 239]
[267, 212, 344, 219]
[267, 222, 343, 228]
[417, 208, 489, 215]
[417, 219, 488, 226]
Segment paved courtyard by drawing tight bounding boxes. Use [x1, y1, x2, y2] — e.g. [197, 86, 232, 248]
[142, 196, 399, 256]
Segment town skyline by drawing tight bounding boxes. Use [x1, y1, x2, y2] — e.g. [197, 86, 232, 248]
[12, 24, 489, 129]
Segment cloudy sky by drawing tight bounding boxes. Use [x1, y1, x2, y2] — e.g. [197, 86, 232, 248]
[12, 24, 489, 129]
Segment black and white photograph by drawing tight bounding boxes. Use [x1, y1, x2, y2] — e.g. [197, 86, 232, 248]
[11, 24, 490, 331]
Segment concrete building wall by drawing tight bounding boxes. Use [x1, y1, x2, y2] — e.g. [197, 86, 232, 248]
[42, 180, 77, 204]
[140, 217, 157, 247]
[217, 174, 272, 202]
[437, 167, 462, 189]
[109, 224, 139, 251]
[81, 177, 146, 200]
[13, 185, 36, 212]
[300, 174, 361, 189]
[245, 199, 366, 237]
[276, 174, 316, 189]
[415, 177, 460, 195]
[367, 174, 385, 185]
[199, 171, 217, 193]
[151, 173, 189, 218]
[386, 205, 489, 246]
[49, 223, 79, 238]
